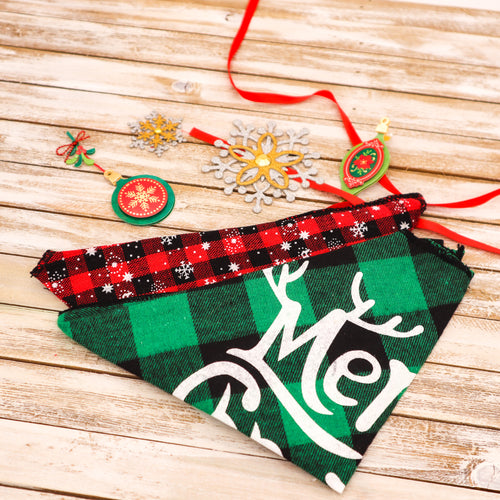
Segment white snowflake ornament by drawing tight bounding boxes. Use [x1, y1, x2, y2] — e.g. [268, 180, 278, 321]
[203, 121, 322, 213]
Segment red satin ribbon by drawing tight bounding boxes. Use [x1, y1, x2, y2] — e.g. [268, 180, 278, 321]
[227, 0, 361, 147]
[380, 175, 500, 209]
[416, 218, 500, 255]
[195, 0, 499, 254]
[380, 174, 499, 254]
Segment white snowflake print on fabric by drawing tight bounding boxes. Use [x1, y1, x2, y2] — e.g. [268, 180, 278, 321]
[280, 241, 292, 251]
[123, 272, 134, 282]
[228, 262, 240, 272]
[47, 268, 66, 282]
[299, 230, 310, 240]
[201, 242, 211, 251]
[392, 199, 406, 214]
[105, 247, 126, 279]
[161, 235, 178, 246]
[399, 222, 411, 230]
[86, 247, 97, 256]
[350, 221, 368, 238]
[175, 260, 194, 280]
[202, 120, 322, 213]
[102, 283, 114, 294]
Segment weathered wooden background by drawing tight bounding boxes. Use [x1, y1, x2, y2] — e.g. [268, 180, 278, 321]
[0, 0, 499, 498]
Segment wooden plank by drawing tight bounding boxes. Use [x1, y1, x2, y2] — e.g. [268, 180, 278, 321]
[0, 305, 125, 375]
[456, 270, 500, 321]
[0, 486, 83, 500]
[3, 0, 500, 37]
[1, 46, 499, 140]
[0, 477, 496, 500]
[0, 162, 329, 233]
[429, 314, 500, 372]
[0, 416, 498, 496]
[0, 354, 496, 438]
[0, 0, 498, 65]
[0, 12, 499, 105]
[0, 207, 177, 262]
[412, 221, 500, 272]
[391, 0, 500, 12]
[0, 84, 498, 182]
[398, 363, 500, 428]
[360, 415, 500, 489]
[0, 254, 64, 311]
[1, 303, 498, 374]
[1, 358, 498, 434]
[1, 206, 498, 272]
[1, 152, 499, 229]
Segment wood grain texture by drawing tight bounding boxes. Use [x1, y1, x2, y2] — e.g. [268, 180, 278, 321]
[0, 417, 499, 499]
[0, 358, 498, 442]
[2, 46, 499, 139]
[0, 0, 498, 498]
[0, 486, 82, 500]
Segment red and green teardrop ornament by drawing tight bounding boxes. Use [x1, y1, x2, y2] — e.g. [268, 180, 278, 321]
[339, 118, 391, 195]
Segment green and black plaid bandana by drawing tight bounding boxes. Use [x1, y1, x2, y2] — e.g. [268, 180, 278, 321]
[34, 195, 473, 493]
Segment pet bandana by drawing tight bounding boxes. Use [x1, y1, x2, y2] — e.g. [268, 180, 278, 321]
[31, 193, 473, 493]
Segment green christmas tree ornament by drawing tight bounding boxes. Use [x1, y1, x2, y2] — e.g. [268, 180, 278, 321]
[339, 117, 391, 194]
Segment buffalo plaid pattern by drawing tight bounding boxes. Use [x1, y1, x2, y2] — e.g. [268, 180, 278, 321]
[32, 193, 425, 307]
[57, 230, 472, 492]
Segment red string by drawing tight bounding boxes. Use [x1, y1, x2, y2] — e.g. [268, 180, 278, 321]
[380, 174, 499, 251]
[191, 127, 499, 252]
[190, 128, 224, 147]
[56, 131, 90, 160]
[89, 158, 106, 173]
[227, 0, 361, 147]
[285, 167, 365, 205]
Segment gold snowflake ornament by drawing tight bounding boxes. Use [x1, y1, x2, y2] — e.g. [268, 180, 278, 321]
[203, 121, 322, 213]
[128, 111, 185, 156]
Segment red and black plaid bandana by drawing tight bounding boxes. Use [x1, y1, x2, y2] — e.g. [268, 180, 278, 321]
[32, 193, 425, 307]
